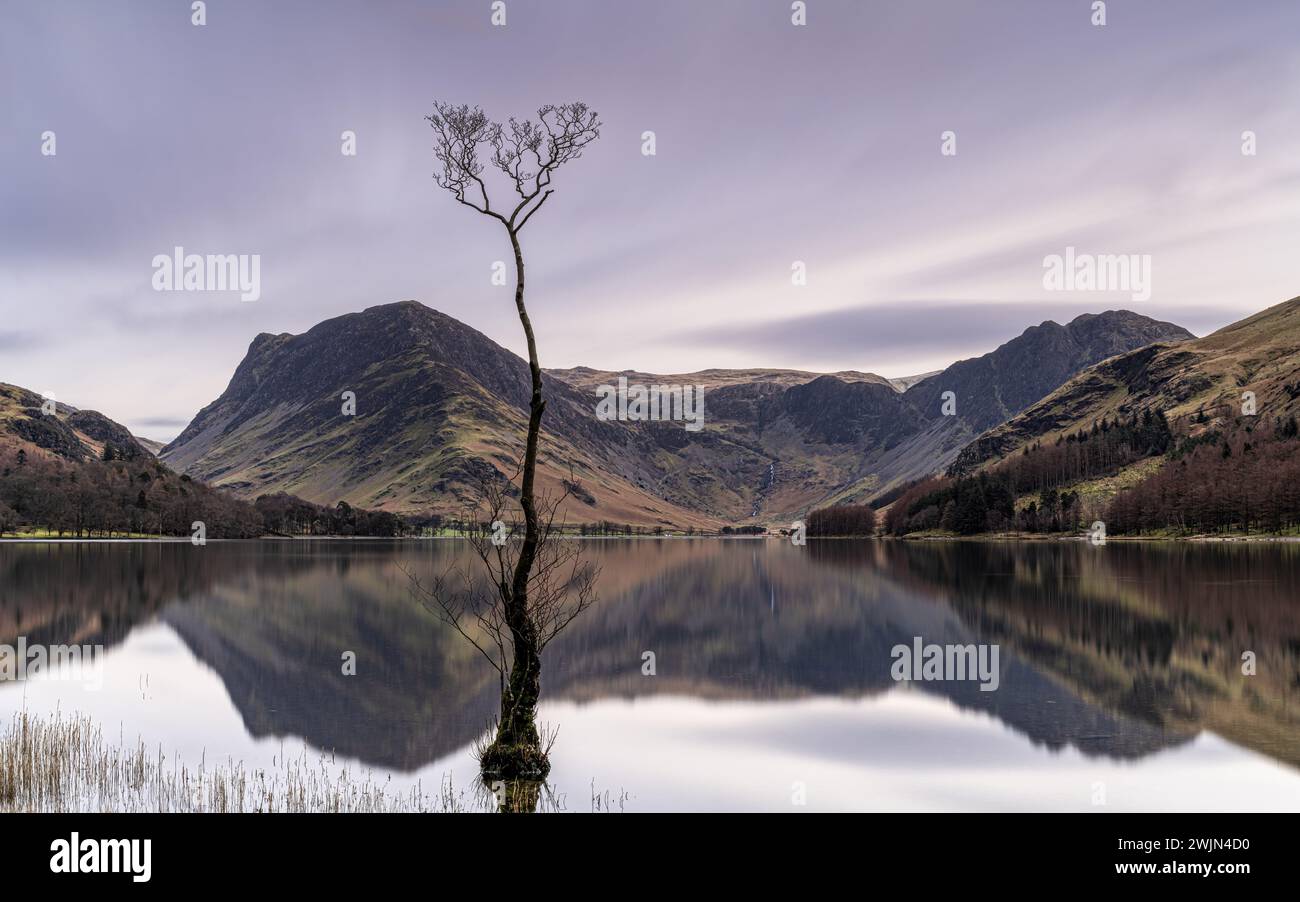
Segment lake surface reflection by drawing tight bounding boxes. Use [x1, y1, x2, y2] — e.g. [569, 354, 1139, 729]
[2, 538, 1299, 811]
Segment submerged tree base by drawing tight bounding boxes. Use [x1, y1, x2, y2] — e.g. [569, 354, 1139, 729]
[478, 740, 551, 781]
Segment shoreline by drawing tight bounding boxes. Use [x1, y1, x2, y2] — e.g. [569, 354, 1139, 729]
[3, 533, 1300, 544]
[891, 532, 1300, 543]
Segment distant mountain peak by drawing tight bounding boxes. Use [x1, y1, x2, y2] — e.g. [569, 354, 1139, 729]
[949, 296, 1300, 474]
[904, 309, 1193, 433]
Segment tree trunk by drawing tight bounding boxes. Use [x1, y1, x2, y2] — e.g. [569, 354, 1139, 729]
[481, 226, 549, 779]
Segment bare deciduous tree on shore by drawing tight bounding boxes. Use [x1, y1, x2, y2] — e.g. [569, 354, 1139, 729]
[418, 101, 601, 780]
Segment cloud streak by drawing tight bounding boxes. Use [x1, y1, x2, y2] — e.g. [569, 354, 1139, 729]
[3, 0, 1300, 434]
[671, 300, 1235, 375]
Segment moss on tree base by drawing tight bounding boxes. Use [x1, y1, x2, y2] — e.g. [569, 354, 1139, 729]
[479, 741, 551, 781]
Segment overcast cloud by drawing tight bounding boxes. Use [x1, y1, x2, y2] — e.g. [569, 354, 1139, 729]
[3, 0, 1299, 439]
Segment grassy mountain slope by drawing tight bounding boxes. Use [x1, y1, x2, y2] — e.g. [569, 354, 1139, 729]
[0, 383, 150, 462]
[0, 383, 266, 538]
[953, 296, 1300, 472]
[160, 302, 1192, 528]
[161, 302, 728, 528]
[857, 310, 1194, 501]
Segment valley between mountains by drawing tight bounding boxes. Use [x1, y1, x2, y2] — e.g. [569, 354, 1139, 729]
[10, 296, 1300, 534]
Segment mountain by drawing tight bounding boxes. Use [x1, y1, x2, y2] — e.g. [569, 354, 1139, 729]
[842, 310, 1194, 499]
[160, 301, 1191, 527]
[0, 382, 267, 538]
[952, 296, 1300, 472]
[906, 311, 1194, 435]
[0, 383, 150, 462]
[161, 301, 724, 529]
[548, 366, 896, 392]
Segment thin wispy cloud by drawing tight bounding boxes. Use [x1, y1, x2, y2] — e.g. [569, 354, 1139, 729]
[671, 300, 1236, 376]
[3, 0, 1300, 439]
[133, 416, 191, 430]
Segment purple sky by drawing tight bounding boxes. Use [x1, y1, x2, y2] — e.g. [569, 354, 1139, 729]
[3, 0, 1300, 441]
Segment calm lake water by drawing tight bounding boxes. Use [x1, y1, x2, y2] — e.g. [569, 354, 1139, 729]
[2, 538, 1299, 811]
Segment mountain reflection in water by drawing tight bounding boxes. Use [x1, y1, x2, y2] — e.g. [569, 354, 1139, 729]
[2, 538, 1298, 811]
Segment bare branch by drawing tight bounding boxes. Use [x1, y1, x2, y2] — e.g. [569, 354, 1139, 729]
[405, 465, 599, 668]
[429, 99, 600, 235]
[426, 102, 508, 225]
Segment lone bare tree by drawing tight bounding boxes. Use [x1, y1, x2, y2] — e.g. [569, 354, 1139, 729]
[422, 101, 601, 779]
[411, 475, 597, 785]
